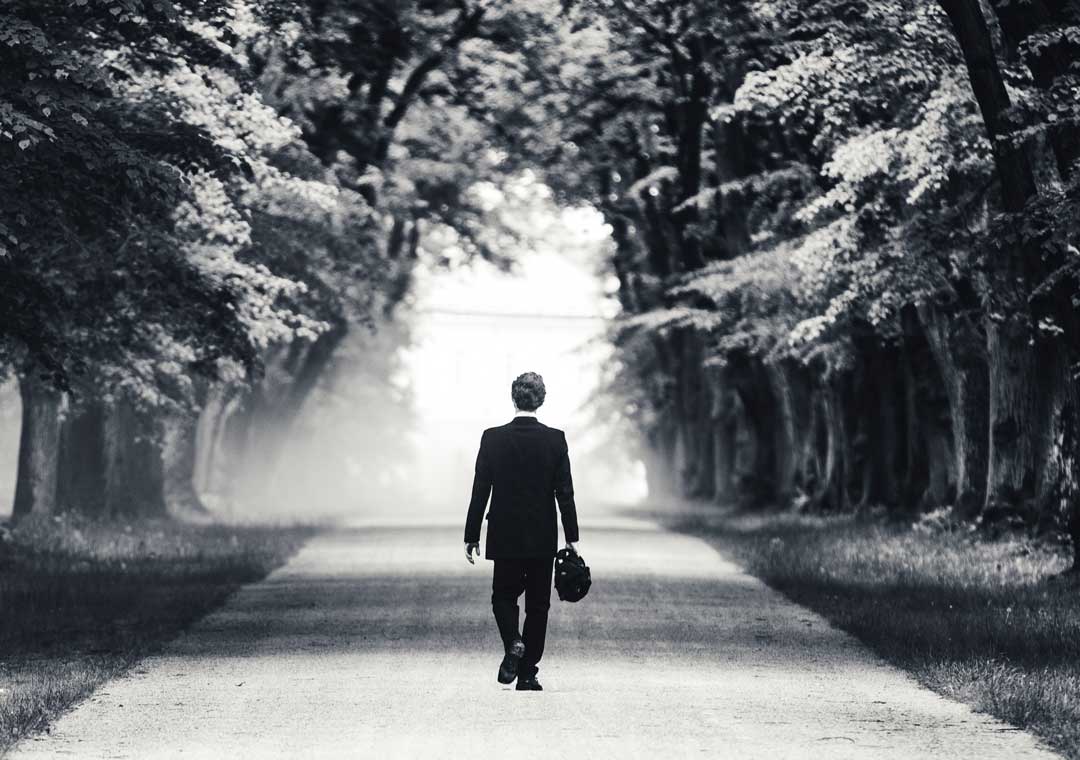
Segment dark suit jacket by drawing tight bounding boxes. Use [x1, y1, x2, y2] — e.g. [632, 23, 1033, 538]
[464, 416, 579, 559]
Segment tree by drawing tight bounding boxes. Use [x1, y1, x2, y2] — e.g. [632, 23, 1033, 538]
[204, 0, 578, 509]
[1, 1, 323, 518]
[509, 0, 1066, 550]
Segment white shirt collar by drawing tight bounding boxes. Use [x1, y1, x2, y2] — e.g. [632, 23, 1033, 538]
[514, 410, 538, 418]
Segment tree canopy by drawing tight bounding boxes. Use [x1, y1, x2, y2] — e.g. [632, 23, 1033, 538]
[7, 0, 1080, 559]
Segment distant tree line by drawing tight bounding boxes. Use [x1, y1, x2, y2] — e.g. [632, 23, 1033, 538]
[0, 0, 546, 520]
[514, 0, 1080, 565]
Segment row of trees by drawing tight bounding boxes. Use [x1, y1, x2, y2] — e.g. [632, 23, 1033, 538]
[1, 0, 549, 521]
[12, 0, 1080, 558]
[516, 1, 1080, 562]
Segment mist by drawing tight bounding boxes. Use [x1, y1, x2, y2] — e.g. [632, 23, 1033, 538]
[0, 182, 645, 525]
[207, 186, 647, 525]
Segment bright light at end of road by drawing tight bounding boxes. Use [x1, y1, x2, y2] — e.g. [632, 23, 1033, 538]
[403, 194, 646, 509]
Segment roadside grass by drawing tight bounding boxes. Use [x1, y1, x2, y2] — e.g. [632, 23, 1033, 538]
[658, 506, 1080, 759]
[0, 513, 313, 756]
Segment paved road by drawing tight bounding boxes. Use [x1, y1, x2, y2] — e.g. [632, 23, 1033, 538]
[15, 510, 1059, 759]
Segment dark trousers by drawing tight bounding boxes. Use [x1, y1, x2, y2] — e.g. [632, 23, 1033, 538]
[491, 556, 554, 678]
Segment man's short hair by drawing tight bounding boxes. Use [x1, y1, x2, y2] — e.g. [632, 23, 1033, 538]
[511, 372, 546, 412]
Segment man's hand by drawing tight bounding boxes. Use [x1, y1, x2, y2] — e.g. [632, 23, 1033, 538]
[565, 541, 579, 556]
[465, 542, 480, 564]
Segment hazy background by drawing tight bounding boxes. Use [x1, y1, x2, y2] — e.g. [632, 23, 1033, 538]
[400, 205, 647, 518]
[261, 187, 647, 523]
[0, 181, 646, 523]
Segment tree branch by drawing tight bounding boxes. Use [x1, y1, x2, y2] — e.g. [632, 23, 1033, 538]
[381, 4, 486, 132]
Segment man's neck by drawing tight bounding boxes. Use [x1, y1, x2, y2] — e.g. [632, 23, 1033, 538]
[514, 410, 537, 418]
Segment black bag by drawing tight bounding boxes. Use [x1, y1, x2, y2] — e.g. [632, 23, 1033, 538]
[554, 548, 591, 602]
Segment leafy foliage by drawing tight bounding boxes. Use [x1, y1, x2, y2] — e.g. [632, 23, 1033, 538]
[0, 0, 307, 400]
[524, 1, 1017, 425]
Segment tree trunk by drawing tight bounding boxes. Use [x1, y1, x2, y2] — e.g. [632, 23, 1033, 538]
[941, 0, 1050, 521]
[50, 396, 204, 522]
[984, 317, 1042, 517]
[1028, 344, 1080, 545]
[194, 383, 231, 496]
[742, 391, 777, 507]
[898, 339, 928, 508]
[815, 376, 851, 512]
[802, 388, 824, 502]
[691, 413, 717, 500]
[764, 360, 799, 505]
[732, 360, 788, 507]
[712, 406, 737, 504]
[899, 309, 955, 509]
[200, 385, 247, 509]
[162, 413, 209, 519]
[918, 303, 990, 517]
[103, 402, 166, 519]
[938, 0, 1038, 209]
[674, 333, 716, 498]
[56, 399, 107, 516]
[852, 341, 902, 510]
[12, 376, 62, 519]
[776, 361, 816, 501]
[643, 423, 678, 500]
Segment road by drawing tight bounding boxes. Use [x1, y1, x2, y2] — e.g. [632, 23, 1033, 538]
[14, 509, 1059, 759]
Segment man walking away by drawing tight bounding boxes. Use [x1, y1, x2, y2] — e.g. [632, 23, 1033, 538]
[463, 372, 580, 691]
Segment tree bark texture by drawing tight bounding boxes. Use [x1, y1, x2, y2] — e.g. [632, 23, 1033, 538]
[851, 341, 902, 510]
[919, 303, 990, 517]
[711, 397, 737, 504]
[12, 376, 62, 519]
[763, 360, 800, 504]
[900, 310, 956, 509]
[730, 361, 782, 507]
[941, 0, 1055, 522]
[103, 402, 166, 518]
[162, 412, 209, 519]
[816, 376, 852, 512]
[56, 399, 107, 516]
[984, 317, 1042, 516]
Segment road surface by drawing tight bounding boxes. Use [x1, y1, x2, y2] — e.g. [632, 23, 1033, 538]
[14, 510, 1059, 759]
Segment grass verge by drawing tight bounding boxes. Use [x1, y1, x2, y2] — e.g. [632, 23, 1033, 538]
[654, 505, 1080, 759]
[0, 513, 313, 755]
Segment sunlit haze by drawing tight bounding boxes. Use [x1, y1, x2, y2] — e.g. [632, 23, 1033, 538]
[401, 203, 647, 517]
[236, 192, 647, 525]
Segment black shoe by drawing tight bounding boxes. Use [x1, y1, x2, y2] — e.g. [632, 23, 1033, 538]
[515, 675, 542, 691]
[497, 639, 525, 684]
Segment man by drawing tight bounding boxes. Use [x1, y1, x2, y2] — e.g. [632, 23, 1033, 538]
[464, 371, 580, 692]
